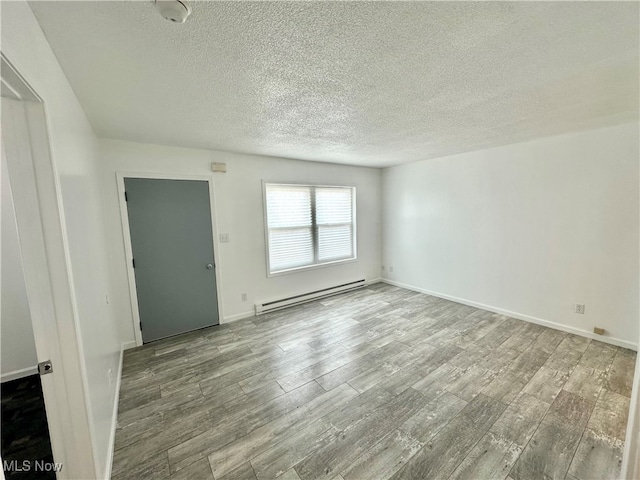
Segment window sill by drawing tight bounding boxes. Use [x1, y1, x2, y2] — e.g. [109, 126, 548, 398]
[267, 256, 358, 278]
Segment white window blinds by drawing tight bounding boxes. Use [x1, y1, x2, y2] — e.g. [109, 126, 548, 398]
[265, 184, 356, 274]
[265, 186, 314, 272]
[316, 188, 354, 261]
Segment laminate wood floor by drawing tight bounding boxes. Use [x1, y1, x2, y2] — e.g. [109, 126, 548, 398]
[113, 283, 636, 480]
[1, 375, 55, 480]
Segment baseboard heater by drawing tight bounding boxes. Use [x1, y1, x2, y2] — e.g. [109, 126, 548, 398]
[255, 279, 367, 315]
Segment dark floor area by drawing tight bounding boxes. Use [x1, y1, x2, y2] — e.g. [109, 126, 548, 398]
[1, 375, 56, 480]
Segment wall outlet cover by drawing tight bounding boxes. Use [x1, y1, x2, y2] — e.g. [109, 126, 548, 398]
[575, 304, 585, 314]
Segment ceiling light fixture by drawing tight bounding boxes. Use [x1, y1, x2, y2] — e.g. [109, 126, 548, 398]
[154, 0, 191, 24]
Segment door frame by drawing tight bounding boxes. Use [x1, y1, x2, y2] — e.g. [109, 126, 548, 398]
[1, 54, 97, 478]
[621, 344, 640, 478]
[116, 172, 223, 346]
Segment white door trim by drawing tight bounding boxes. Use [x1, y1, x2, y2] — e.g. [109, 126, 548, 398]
[115, 171, 224, 346]
[1, 54, 97, 478]
[621, 347, 640, 478]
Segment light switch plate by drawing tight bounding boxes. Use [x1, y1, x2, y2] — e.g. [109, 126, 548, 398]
[219, 233, 230, 243]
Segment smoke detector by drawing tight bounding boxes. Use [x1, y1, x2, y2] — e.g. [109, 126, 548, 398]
[154, 0, 191, 23]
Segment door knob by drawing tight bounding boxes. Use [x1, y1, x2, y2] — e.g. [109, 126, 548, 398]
[206, 263, 214, 270]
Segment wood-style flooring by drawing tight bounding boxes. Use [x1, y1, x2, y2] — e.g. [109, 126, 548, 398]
[113, 283, 636, 480]
[1, 375, 55, 480]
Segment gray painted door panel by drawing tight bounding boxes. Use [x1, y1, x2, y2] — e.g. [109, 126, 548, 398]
[125, 178, 219, 343]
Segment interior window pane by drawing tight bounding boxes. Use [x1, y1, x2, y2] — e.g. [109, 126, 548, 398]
[316, 188, 352, 225]
[266, 186, 312, 228]
[318, 224, 353, 261]
[268, 228, 314, 271]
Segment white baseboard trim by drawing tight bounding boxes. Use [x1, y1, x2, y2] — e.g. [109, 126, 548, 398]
[121, 340, 137, 351]
[223, 311, 255, 324]
[367, 277, 382, 285]
[104, 343, 125, 480]
[382, 279, 638, 351]
[1, 366, 38, 383]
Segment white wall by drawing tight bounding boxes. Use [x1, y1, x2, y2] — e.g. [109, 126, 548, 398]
[99, 138, 382, 344]
[1, 148, 38, 382]
[383, 123, 639, 349]
[1, 3, 123, 477]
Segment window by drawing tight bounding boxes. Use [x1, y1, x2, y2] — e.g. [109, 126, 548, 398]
[264, 183, 356, 275]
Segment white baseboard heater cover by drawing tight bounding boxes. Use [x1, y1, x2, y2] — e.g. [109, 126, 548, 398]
[255, 279, 367, 315]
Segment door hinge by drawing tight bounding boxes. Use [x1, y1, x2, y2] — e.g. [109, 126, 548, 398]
[38, 360, 53, 375]
[125, 191, 128, 202]
[132, 258, 136, 268]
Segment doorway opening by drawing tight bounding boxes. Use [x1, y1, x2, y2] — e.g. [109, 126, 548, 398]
[1, 146, 55, 479]
[1, 53, 96, 478]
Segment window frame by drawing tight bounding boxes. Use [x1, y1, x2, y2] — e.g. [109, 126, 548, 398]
[262, 181, 357, 277]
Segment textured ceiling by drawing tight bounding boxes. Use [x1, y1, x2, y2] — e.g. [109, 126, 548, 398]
[29, 1, 639, 167]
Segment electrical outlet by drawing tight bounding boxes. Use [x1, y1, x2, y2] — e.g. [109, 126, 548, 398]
[381, 265, 385, 272]
[241, 293, 247, 302]
[575, 304, 585, 314]
[219, 233, 230, 243]
[389, 266, 394, 273]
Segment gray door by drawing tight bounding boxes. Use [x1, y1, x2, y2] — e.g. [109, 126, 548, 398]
[125, 178, 219, 343]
